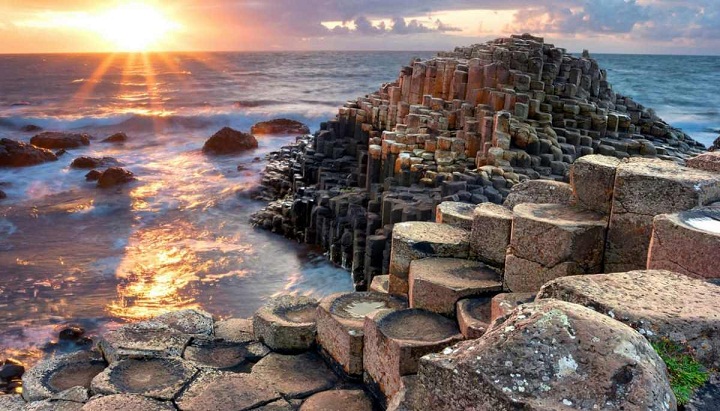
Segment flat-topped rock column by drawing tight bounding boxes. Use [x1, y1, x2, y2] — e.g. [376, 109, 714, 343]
[316, 292, 406, 378]
[408, 258, 502, 317]
[389, 222, 469, 295]
[455, 297, 492, 338]
[435, 201, 475, 230]
[538, 270, 720, 368]
[253, 295, 319, 353]
[469, 203, 513, 267]
[648, 207, 720, 279]
[363, 308, 462, 406]
[570, 154, 621, 214]
[489, 292, 536, 323]
[22, 351, 106, 402]
[505, 203, 607, 292]
[605, 158, 720, 272]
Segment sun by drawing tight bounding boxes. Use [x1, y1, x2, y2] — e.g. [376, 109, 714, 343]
[94, 3, 180, 52]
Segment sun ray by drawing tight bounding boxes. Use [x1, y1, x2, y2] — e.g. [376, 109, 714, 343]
[69, 53, 117, 110]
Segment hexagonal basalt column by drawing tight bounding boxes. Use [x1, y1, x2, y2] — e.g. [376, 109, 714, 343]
[369, 275, 389, 294]
[22, 351, 106, 402]
[299, 390, 374, 411]
[456, 297, 493, 338]
[91, 357, 197, 400]
[176, 371, 282, 411]
[605, 158, 720, 272]
[363, 308, 462, 405]
[408, 258, 502, 317]
[648, 207, 720, 279]
[435, 202, 475, 230]
[183, 338, 253, 371]
[251, 352, 338, 399]
[97, 321, 192, 363]
[389, 222, 469, 295]
[469, 203, 513, 267]
[505, 203, 607, 292]
[316, 292, 407, 378]
[253, 295, 319, 353]
[83, 394, 176, 411]
[570, 155, 621, 214]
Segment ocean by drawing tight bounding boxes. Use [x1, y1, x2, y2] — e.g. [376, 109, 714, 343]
[0, 51, 718, 366]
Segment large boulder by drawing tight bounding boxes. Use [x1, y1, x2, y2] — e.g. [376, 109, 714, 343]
[0, 138, 57, 167]
[30, 132, 90, 149]
[70, 156, 119, 169]
[251, 119, 310, 136]
[101, 132, 128, 144]
[97, 167, 135, 188]
[417, 299, 676, 410]
[538, 270, 720, 368]
[203, 127, 258, 154]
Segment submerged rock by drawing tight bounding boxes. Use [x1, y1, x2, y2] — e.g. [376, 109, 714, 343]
[251, 119, 310, 136]
[70, 156, 119, 169]
[417, 299, 676, 411]
[85, 170, 102, 181]
[0, 138, 57, 167]
[20, 124, 43, 132]
[30, 132, 91, 149]
[101, 132, 128, 143]
[0, 189, 6, 200]
[203, 127, 258, 154]
[96, 167, 135, 188]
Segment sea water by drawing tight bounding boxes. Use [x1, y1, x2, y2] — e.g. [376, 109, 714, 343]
[0, 51, 717, 364]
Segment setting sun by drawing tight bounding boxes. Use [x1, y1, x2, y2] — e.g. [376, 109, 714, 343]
[94, 3, 180, 52]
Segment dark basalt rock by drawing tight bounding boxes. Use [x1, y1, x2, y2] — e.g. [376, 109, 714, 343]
[203, 127, 258, 154]
[85, 170, 102, 181]
[30, 132, 91, 149]
[58, 325, 85, 341]
[20, 124, 43, 132]
[251, 119, 310, 136]
[0, 189, 6, 200]
[101, 132, 128, 143]
[97, 167, 135, 188]
[70, 156, 119, 169]
[21, 351, 106, 402]
[0, 138, 58, 167]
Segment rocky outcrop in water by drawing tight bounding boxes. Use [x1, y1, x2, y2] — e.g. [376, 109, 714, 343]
[0, 138, 58, 167]
[203, 127, 258, 154]
[251, 119, 311, 136]
[96, 167, 135, 188]
[101, 132, 128, 144]
[30, 132, 91, 149]
[70, 156, 119, 169]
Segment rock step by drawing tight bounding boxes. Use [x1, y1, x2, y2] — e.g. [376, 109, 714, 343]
[408, 258, 502, 317]
[253, 295, 319, 353]
[369, 275, 389, 294]
[389, 222, 470, 295]
[456, 297, 493, 339]
[469, 202, 513, 267]
[505, 203, 607, 292]
[435, 201, 475, 230]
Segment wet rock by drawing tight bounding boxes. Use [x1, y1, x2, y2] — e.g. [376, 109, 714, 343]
[0, 394, 25, 411]
[538, 270, 720, 368]
[152, 308, 214, 336]
[456, 297, 492, 339]
[570, 154, 622, 214]
[363, 309, 463, 404]
[97, 321, 192, 363]
[489, 292, 536, 323]
[85, 170, 101, 181]
[299, 389, 374, 411]
[253, 295, 319, 353]
[30, 132, 90, 149]
[22, 351, 106, 402]
[96, 167, 135, 188]
[55, 149, 67, 157]
[390, 222, 470, 295]
[316, 291, 407, 378]
[58, 325, 86, 341]
[503, 180, 573, 210]
[469, 203, 513, 267]
[0, 138, 57, 167]
[251, 119, 310, 136]
[176, 370, 281, 410]
[251, 352, 338, 399]
[214, 318, 254, 343]
[605, 158, 720, 272]
[70, 157, 119, 169]
[0, 189, 6, 200]
[82, 394, 175, 411]
[0, 361, 24, 379]
[435, 202, 475, 230]
[183, 338, 252, 371]
[408, 258, 502, 317]
[648, 207, 720, 279]
[20, 124, 43, 132]
[101, 132, 128, 144]
[202, 127, 258, 154]
[417, 299, 676, 411]
[369, 275, 389, 294]
[91, 357, 197, 400]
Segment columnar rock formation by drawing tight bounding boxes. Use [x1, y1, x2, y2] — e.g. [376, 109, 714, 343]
[251, 34, 705, 290]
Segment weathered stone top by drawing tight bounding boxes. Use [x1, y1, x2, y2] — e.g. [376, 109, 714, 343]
[392, 221, 469, 244]
[677, 207, 720, 234]
[513, 203, 607, 227]
[376, 309, 461, 343]
[409, 258, 502, 290]
[324, 291, 406, 327]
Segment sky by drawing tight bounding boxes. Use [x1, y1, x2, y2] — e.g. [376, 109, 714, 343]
[0, 0, 718, 54]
